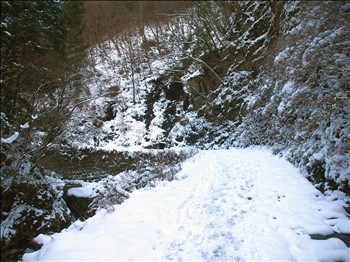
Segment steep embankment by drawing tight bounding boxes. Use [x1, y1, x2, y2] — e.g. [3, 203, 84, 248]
[23, 148, 350, 261]
[169, 1, 350, 197]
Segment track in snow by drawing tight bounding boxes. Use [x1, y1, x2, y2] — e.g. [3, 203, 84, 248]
[24, 148, 350, 261]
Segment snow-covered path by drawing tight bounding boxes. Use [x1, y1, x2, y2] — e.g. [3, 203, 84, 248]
[24, 148, 349, 261]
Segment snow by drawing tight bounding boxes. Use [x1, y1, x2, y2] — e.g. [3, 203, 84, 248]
[23, 147, 349, 261]
[67, 187, 97, 198]
[274, 47, 291, 65]
[281, 80, 294, 95]
[1, 131, 19, 144]
[20, 122, 30, 129]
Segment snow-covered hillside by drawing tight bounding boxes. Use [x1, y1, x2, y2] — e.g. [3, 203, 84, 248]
[23, 148, 349, 261]
[62, 1, 349, 197]
[62, 15, 192, 150]
[2, 1, 349, 260]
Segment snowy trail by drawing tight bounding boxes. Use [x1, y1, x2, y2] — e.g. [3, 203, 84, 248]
[24, 148, 349, 261]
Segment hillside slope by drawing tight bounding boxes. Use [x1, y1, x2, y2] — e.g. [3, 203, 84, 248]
[63, 1, 349, 198]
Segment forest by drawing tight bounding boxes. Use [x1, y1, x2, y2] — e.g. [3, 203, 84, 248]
[1, 1, 349, 260]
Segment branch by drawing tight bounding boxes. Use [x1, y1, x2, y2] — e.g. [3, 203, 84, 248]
[42, 91, 117, 147]
[182, 54, 224, 84]
[158, 51, 224, 85]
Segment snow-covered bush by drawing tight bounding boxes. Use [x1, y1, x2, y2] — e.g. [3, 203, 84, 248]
[1, 168, 70, 259]
[230, 1, 350, 196]
[86, 147, 198, 212]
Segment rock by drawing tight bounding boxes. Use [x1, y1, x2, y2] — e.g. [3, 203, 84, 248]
[310, 233, 350, 247]
[63, 184, 98, 221]
[0, 179, 71, 261]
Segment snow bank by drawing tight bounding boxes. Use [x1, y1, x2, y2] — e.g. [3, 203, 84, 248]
[1, 132, 19, 144]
